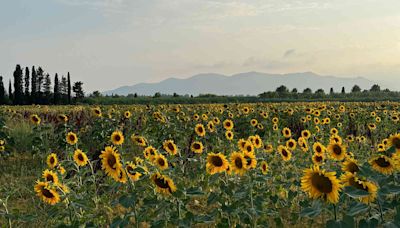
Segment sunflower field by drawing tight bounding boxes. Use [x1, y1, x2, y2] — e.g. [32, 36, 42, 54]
[1, 102, 400, 227]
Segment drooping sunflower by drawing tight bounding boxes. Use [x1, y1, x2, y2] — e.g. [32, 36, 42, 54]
[195, 124, 206, 137]
[263, 144, 274, 153]
[125, 162, 142, 182]
[312, 153, 325, 165]
[151, 173, 177, 195]
[388, 133, 400, 152]
[225, 130, 234, 141]
[34, 181, 60, 205]
[206, 152, 229, 175]
[73, 149, 89, 166]
[230, 152, 247, 176]
[243, 150, 257, 169]
[190, 141, 204, 154]
[342, 157, 360, 174]
[251, 135, 263, 149]
[42, 169, 59, 184]
[260, 161, 269, 175]
[92, 107, 102, 117]
[111, 131, 125, 145]
[273, 124, 279, 131]
[46, 153, 58, 169]
[327, 142, 346, 161]
[207, 121, 215, 133]
[237, 139, 247, 151]
[163, 140, 178, 155]
[30, 114, 41, 125]
[368, 123, 377, 131]
[99, 146, 122, 181]
[369, 155, 395, 175]
[286, 139, 297, 151]
[153, 154, 168, 170]
[124, 111, 132, 119]
[223, 119, 234, 130]
[301, 166, 342, 204]
[278, 145, 292, 162]
[131, 135, 147, 147]
[57, 114, 68, 123]
[66, 132, 78, 145]
[282, 128, 292, 138]
[341, 172, 378, 204]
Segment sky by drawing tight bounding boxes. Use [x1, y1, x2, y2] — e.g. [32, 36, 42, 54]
[1, 0, 400, 92]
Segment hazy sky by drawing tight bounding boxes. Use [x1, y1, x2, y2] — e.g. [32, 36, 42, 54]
[1, 0, 400, 92]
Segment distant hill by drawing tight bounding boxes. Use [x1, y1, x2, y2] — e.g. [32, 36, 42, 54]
[103, 71, 377, 96]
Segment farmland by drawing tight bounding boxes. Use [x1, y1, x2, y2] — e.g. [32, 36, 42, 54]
[1, 102, 400, 227]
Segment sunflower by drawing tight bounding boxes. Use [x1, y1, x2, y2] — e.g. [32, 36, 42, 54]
[163, 140, 178, 155]
[206, 152, 229, 175]
[42, 169, 59, 184]
[190, 141, 204, 154]
[154, 154, 168, 170]
[251, 135, 263, 149]
[278, 145, 292, 161]
[282, 128, 292, 138]
[230, 152, 247, 176]
[225, 130, 234, 141]
[131, 135, 147, 147]
[207, 121, 215, 133]
[342, 157, 360, 174]
[195, 124, 206, 137]
[273, 124, 279, 131]
[34, 181, 60, 205]
[286, 139, 297, 151]
[250, 119, 258, 127]
[66, 132, 78, 145]
[124, 111, 132, 118]
[213, 117, 220, 124]
[263, 144, 274, 153]
[92, 107, 102, 117]
[73, 149, 89, 166]
[369, 155, 395, 175]
[143, 146, 158, 161]
[327, 142, 346, 161]
[301, 166, 342, 204]
[388, 133, 400, 152]
[238, 139, 247, 151]
[312, 153, 325, 165]
[341, 172, 378, 204]
[223, 119, 234, 130]
[126, 162, 142, 181]
[330, 128, 339, 135]
[116, 168, 128, 183]
[330, 135, 343, 144]
[46, 153, 58, 169]
[151, 173, 177, 195]
[58, 166, 66, 175]
[260, 161, 269, 175]
[377, 144, 386, 152]
[301, 130, 311, 139]
[57, 114, 68, 123]
[100, 146, 122, 181]
[243, 150, 257, 169]
[111, 131, 125, 145]
[242, 141, 254, 154]
[368, 123, 377, 131]
[30, 114, 41, 125]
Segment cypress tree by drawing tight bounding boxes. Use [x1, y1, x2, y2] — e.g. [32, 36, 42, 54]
[31, 66, 37, 104]
[24, 67, 30, 103]
[43, 74, 51, 103]
[61, 76, 67, 103]
[8, 80, 12, 101]
[13, 64, 24, 104]
[54, 73, 60, 104]
[67, 72, 71, 104]
[0, 76, 5, 104]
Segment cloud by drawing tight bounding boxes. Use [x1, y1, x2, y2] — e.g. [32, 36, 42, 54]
[283, 49, 296, 58]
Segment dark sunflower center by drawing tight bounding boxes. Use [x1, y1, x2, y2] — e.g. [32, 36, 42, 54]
[154, 177, 169, 189]
[255, 139, 260, 145]
[114, 135, 121, 141]
[315, 156, 323, 162]
[288, 142, 294, 148]
[69, 135, 75, 141]
[78, 154, 84, 161]
[246, 146, 252, 152]
[198, 127, 203, 133]
[262, 164, 267, 170]
[127, 166, 134, 174]
[50, 157, 55, 164]
[332, 145, 342, 155]
[211, 156, 223, 167]
[311, 173, 333, 193]
[193, 143, 201, 150]
[282, 149, 288, 157]
[107, 155, 117, 169]
[46, 175, 54, 182]
[42, 188, 55, 198]
[349, 178, 368, 191]
[158, 158, 165, 166]
[347, 162, 359, 173]
[234, 158, 243, 169]
[375, 157, 391, 167]
[391, 137, 400, 149]
[167, 143, 175, 151]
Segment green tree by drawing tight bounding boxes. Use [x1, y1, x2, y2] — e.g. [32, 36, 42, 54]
[31, 66, 37, 103]
[303, 88, 312, 94]
[341, 87, 346, 94]
[351, 85, 361, 93]
[0, 76, 6, 104]
[54, 73, 60, 104]
[370, 84, 381, 92]
[67, 72, 72, 104]
[13, 64, 24, 104]
[24, 67, 30, 102]
[276, 85, 289, 94]
[8, 80, 12, 101]
[72, 81, 85, 101]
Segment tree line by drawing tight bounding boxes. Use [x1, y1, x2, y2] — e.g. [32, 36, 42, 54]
[0, 65, 85, 105]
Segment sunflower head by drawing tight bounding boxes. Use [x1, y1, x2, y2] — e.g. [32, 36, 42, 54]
[369, 155, 395, 175]
[153, 154, 169, 170]
[42, 169, 59, 184]
[206, 152, 229, 175]
[163, 140, 178, 155]
[30, 114, 41, 125]
[388, 134, 400, 152]
[151, 173, 177, 195]
[342, 157, 360, 174]
[34, 181, 60, 205]
[195, 124, 206, 137]
[223, 119, 234, 130]
[191, 141, 204, 154]
[230, 152, 247, 176]
[73, 149, 89, 166]
[327, 142, 346, 161]
[100, 146, 122, 181]
[111, 131, 125, 145]
[312, 153, 325, 165]
[66, 132, 78, 145]
[278, 145, 292, 162]
[46, 153, 58, 169]
[225, 130, 234, 141]
[282, 128, 292, 138]
[260, 161, 269, 175]
[341, 172, 378, 204]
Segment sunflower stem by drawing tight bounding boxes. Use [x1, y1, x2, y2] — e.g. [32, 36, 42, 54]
[333, 204, 337, 221]
[377, 199, 385, 223]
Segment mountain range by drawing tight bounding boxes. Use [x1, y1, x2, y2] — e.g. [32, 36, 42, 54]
[103, 71, 378, 96]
